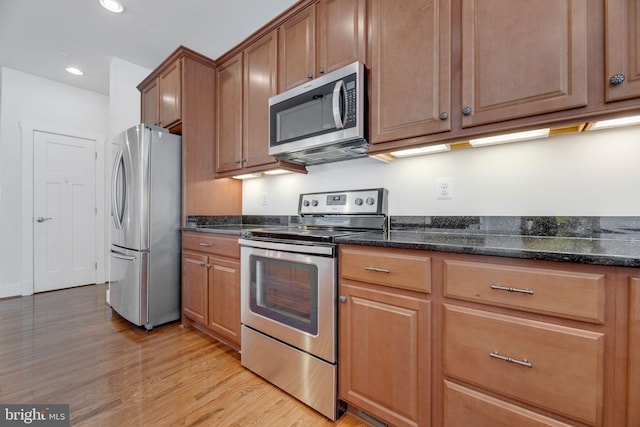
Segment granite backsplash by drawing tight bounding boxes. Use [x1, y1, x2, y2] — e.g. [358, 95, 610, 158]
[187, 215, 640, 241]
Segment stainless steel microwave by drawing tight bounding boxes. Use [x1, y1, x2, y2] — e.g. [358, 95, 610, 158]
[268, 62, 367, 166]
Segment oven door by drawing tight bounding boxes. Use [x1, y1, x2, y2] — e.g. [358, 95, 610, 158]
[240, 239, 336, 363]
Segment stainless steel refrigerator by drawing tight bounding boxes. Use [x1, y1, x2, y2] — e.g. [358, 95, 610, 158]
[109, 124, 181, 330]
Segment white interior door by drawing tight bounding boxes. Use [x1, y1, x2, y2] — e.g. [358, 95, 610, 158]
[34, 131, 96, 292]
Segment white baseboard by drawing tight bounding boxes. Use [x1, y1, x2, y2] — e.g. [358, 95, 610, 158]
[0, 282, 24, 299]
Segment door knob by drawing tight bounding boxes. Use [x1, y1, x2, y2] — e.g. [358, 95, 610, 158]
[36, 217, 53, 223]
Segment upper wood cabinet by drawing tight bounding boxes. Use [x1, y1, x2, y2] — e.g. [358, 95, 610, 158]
[278, 0, 366, 92]
[138, 46, 242, 219]
[368, 0, 451, 144]
[460, 0, 588, 128]
[243, 30, 279, 169]
[140, 59, 182, 129]
[216, 53, 244, 174]
[605, 0, 640, 102]
[215, 32, 306, 178]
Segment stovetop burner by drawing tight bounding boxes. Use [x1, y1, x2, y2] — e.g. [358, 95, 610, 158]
[243, 188, 388, 244]
[244, 227, 373, 244]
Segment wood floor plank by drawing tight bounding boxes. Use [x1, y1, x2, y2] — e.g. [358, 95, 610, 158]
[0, 284, 367, 426]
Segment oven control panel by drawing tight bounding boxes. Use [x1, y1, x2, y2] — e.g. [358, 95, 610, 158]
[299, 188, 388, 215]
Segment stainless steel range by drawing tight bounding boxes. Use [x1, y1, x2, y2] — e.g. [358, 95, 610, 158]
[238, 188, 388, 420]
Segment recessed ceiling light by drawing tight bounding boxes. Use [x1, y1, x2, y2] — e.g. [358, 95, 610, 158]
[99, 0, 125, 13]
[66, 67, 84, 76]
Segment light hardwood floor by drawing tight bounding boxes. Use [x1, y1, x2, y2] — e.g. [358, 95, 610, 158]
[0, 284, 367, 426]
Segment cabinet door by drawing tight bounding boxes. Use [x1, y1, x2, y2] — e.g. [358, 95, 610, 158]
[207, 257, 240, 347]
[159, 59, 182, 128]
[141, 79, 159, 126]
[182, 251, 208, 324]
[243, 30, 278, 169]
[278, 4, 316, 92]
[605, 0, 640, 102]
[629, 278, 640, 426]
[316, 0, 366, 75]
[339, 283, 431, 427]
[216, 53, 243, 174]
[369, 0, 451, 144]
[460, 0, 587, 127]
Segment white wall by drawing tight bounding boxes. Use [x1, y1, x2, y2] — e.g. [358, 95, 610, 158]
[108, 57, 150, 141]
[243, 125, 640, 216]
[0, 67, 108, 298]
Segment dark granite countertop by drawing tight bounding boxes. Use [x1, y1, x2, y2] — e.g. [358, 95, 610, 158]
[336, 230, 640, 268]
[182, 224, 266, 236]
[183, 215, 640, 268]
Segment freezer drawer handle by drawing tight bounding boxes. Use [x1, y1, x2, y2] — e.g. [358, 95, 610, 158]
[111, 251, 136, 262]
[490, 351, 533, 368]
[490, 284, 534, 295]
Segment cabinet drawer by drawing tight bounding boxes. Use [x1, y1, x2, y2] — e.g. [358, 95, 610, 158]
[443, 305, 604, 426]
[339, 245, 431, 293]
[443, 259, 605, 323]
[182, 232, 240, 258]
[444, 381, 573, 427]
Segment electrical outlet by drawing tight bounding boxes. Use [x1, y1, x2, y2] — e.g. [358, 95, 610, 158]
[261, 192, 269, 206]
[436, 177, 453, 200]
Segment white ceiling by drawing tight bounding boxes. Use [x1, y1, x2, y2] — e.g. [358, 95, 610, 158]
[0, 0, 298, 95]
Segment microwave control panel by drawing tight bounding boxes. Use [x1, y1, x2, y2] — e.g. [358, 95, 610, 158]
[299, 188, 387, 215]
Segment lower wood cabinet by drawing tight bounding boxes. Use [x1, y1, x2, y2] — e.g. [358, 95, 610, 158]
[339, 245, 431, 427]
[628, 277, 640, 426]
[443, 304, 604, 426]
[181, 232, 240, 349]
[338, 245, 633, 427]
[443, 381, 575, 427]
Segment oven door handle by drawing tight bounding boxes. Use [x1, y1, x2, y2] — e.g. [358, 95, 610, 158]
[238, 238, 334, 256]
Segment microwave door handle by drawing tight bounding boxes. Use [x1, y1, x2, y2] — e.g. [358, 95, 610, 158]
[332, 80, 345, 130]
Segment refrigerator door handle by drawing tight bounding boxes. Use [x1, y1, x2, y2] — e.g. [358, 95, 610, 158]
[110, 249, 136, 262]
[111, 150, 125, 230]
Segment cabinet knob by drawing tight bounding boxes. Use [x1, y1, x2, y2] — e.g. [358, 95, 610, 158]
[318, 67, 325, 74]
[235, 160, 241, 164]
[199, 262, 206, 267]
[307, 72, 314, 79]
[242, 158, 247, 163]
[339, 296, 347, 303]
[439, 112, 449, 121]
[610, 73, 625, 86]
[462, 107, 473, 116]
[206, 264, 212, 269]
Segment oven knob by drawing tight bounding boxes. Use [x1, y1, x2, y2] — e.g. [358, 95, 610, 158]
[311, 200, 319, 207]
[354, 197, 363, 206]
[303, 200, 310, 207]
[366, 197, 376, 206]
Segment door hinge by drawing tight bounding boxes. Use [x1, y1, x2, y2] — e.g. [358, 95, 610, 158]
[95, 207, 98, 215]
[95, 262, 98, 270]
[95, 151, 98, 160]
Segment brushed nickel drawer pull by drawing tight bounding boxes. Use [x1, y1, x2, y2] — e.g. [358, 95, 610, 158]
[490, 351, 533, 368]
[490, 284, 534, 295]
[365, 266, 390, 273]
[199, 242, 212, 247]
